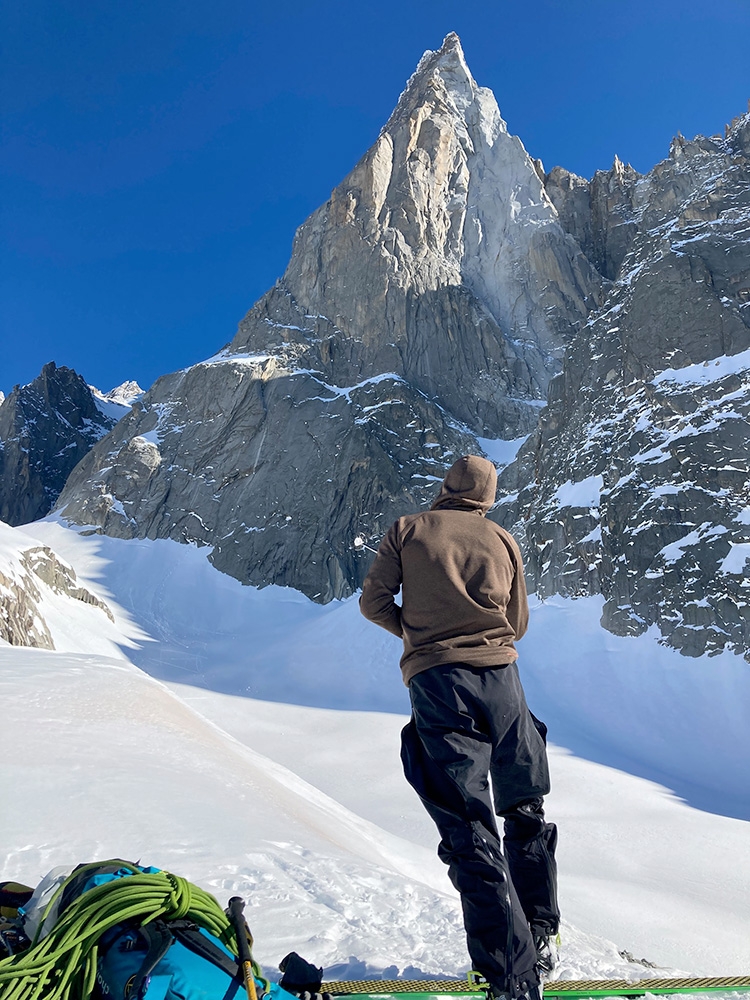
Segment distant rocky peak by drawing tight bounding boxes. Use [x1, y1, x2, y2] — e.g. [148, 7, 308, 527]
[231, 31, 600, 416]
[0, 361, 126, 526]
[726, 105, 750, 153]
[91, 380, 145, 408]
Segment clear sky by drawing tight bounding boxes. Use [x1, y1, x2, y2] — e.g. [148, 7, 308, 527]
[2, 0, 749, 396]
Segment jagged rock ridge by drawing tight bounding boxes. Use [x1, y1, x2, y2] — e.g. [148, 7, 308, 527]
[495, 109, 750, 660]
[0, 363, 134, 526]
[55, 34, 601, 601]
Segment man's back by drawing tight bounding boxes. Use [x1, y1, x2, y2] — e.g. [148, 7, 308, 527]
[359, 459, 528, 684]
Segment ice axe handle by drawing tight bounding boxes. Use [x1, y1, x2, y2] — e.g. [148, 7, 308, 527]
[228, 896, 259, 1000]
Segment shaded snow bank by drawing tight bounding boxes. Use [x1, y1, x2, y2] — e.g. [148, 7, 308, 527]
[520, 595, 750, 820]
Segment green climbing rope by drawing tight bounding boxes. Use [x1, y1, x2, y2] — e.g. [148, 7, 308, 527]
[0, 862, 268, 999]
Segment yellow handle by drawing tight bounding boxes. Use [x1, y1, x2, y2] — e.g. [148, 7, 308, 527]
[242, 959, 259, 1000]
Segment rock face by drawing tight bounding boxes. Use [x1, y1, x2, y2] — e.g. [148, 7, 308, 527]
[495, 110, 750, 660]
[55, 34, 602, 601]
[0, 363, 133, 526]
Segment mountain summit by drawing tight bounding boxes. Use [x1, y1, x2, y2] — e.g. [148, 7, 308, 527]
[55, 34, 600, 601]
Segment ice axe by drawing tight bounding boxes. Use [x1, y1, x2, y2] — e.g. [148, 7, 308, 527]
[227, 896, 259, 1000]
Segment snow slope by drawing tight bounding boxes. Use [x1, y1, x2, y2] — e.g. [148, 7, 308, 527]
[2, 519, 749, 979]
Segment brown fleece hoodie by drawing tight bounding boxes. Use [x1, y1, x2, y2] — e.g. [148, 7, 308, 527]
[359, 455, 529, 685]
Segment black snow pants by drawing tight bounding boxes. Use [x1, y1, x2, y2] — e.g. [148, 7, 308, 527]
[401, 662, 559, 997]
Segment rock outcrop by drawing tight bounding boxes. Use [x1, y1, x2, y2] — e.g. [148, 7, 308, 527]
[0, 521, 113, 648]
[496, 110, 750, 660]
[55, 34, 602, 601]
[0, 363, 135, 525]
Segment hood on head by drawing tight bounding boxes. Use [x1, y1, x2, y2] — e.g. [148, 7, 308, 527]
[430, 455, 497, 513]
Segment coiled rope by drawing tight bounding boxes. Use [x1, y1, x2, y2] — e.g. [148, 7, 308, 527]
[0, 862, 267, 999]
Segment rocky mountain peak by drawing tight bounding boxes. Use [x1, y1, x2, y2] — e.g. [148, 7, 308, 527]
[55, 35, 603, 602]
[231, 32, 601, 423]
[388, 32, 505, 150]
[0, 362, 133, 526]
[93, 380, 145, 408]
[725, 106, 750, 153]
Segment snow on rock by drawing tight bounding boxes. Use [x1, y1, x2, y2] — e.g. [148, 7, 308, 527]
[477, 435, 530, 469]
[719, 541, 750, 575]
[91, 379, 144, 420]
[652, 347, 750, 387]
[0, 520, 116, 650]
[553, 475, 604, 510]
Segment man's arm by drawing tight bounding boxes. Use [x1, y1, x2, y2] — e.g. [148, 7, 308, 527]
[501, 530, 530, 641]
[359, 522, 404, 637]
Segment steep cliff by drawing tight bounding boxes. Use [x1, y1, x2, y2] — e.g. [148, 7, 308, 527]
[496, 110, 750, 659]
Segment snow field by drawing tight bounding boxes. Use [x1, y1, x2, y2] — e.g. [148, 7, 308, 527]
[1, 519, 749, 979]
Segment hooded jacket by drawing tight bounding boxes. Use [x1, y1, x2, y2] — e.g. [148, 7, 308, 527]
[359, 455, 529, 685]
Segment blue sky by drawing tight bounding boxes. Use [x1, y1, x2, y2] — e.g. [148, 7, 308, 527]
[2, 0, 749, 395]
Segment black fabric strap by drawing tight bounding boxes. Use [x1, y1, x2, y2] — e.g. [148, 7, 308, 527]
[169, 919, 242, 981]
[129, 920, 175, 998]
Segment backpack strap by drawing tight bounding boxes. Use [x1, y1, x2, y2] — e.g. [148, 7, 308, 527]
[128, 920, 175, 998]
[168, 919, 243, 981]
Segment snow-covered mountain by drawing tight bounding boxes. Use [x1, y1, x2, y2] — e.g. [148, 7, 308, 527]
[90, 379, 144, 415]
[2, 518, 749, 978]
[0, 363, 139, 526]
[49, 38, 750, 673]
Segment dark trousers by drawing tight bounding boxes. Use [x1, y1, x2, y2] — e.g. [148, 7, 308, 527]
[401, 662, 559, 997]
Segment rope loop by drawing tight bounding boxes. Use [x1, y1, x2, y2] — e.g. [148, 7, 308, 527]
[163, 872, 192, 920]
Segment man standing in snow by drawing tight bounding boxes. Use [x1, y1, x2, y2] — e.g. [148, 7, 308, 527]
[359, 455, 559, 1000]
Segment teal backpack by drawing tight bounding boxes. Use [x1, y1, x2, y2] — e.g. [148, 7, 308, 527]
[0, 859, 311, 1000]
